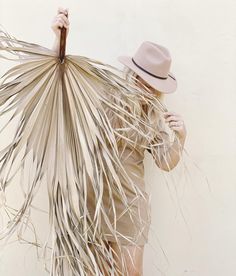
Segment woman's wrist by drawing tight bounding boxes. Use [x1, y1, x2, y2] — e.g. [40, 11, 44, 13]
[174, 133, 186, 152]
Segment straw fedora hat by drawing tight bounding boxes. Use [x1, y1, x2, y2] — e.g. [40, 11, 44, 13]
[118, 41, 177, 94]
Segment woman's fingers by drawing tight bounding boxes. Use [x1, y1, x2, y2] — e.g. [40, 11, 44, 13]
[163, 111, 187, 140]
[51, 14, 70, 33]
[165, 115, 182, 123]
[163, 111, 178, 116]
[51, 19, 65, 31]
[57, 7, 68, 16]
[56, 14, 70, 26]
[163, 112, 185, 127]
[168, 121, 184, 127]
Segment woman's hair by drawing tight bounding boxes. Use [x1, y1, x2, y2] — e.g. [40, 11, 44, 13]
[123, 66, 137, 83]
[122, 66, 165, 101]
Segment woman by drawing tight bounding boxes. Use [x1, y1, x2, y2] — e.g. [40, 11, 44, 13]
[51, 7, 187, 276]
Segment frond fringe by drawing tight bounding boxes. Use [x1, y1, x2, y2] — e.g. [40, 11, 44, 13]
[0, 26, 204, 275]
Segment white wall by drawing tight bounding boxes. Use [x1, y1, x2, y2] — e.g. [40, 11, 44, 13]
[0, 0, 236, 275]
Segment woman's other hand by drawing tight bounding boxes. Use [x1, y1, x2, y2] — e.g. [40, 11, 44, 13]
[164, 111, 187, 142]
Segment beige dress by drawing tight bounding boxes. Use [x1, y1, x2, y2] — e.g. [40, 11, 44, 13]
[87, 96, 170, 246]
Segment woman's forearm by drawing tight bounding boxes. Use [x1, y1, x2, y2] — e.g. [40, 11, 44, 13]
[147, 133, 186, 171]
[159, 111, 187, 171]
[52, 37, 60, 55]
[159, 135, 185, 171]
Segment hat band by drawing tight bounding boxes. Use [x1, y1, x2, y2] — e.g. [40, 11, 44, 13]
[132, 58, 175, 80]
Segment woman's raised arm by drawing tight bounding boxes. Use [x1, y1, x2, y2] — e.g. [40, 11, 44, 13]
[51, 7, 70, 55]
[147, 112, 187, 172]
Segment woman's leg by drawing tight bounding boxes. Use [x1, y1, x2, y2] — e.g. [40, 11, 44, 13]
[86, 240, 145, 276]
[86, 240, 111, 276]
[109, 241, 145, 276]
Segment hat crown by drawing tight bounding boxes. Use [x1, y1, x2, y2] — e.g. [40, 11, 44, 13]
[133, 41, 172, 78]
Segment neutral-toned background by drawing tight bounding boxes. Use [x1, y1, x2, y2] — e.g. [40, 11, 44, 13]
[0, 0, 236, 275]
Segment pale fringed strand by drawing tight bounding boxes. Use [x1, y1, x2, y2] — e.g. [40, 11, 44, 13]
[121, 65, 212, 273]
[0, 27, 210, 275]
[0, 27, 180, 276]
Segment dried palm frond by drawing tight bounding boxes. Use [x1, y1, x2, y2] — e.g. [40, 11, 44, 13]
[0, 24, 181, 275]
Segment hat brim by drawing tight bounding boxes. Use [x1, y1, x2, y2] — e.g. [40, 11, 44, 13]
[118, 56, 177, 94]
